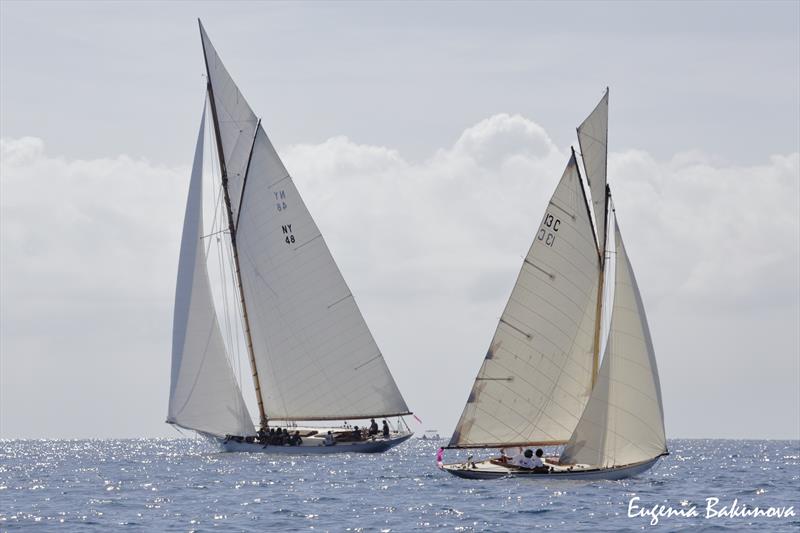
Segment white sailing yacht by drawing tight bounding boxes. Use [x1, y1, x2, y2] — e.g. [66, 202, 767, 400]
[166, 21, 413, 454]
[441, 90, 668, 479]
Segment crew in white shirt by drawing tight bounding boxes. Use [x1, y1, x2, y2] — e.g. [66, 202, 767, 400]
[510, 448, 548, 470]
[511, 449, 535, 468]
[532, 448, 545, 468]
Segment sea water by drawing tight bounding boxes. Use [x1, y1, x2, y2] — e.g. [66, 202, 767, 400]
[0, 438, 797, 531]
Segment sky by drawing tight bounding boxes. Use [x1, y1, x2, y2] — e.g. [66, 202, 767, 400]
[1, 1, 798, 440]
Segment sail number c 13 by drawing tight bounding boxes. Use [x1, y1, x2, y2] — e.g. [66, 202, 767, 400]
[537, 213, 560, 247]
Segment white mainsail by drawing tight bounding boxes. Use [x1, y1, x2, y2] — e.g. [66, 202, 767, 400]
[199, 23, 410, 421]
[577, 89, 609, 250]
[199, 22, 258, 220]
[167, 107, 255, 438]
[559, 220, 667, 467]
[449, 152, 600, 448]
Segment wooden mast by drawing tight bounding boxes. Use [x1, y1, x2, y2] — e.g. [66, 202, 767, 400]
[572, 144, 605, 389]
[199, 23, 268, 430]
[590, 186, 610, 388]
[584, 88, 610, 389]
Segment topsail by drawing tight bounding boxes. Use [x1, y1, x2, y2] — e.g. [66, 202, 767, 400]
[577, 89, 609, 251]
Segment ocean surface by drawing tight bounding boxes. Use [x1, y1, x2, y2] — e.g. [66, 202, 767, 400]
[0, 438, 797, 531]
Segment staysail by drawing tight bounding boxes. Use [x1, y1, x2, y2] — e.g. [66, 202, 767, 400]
[199, 23, 410, 421]
[559, 219, 667, 467]
[577, 89, 609, 251]
[448, 152, 600, 448]
[167, 106, 255, 437]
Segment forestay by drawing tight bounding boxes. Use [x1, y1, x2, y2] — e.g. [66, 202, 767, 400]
[577, 89, 609, 250]
[449, 153, 600, 448]
[200, 25, 410, 421]
[167, 107, 255, 438]
[559, 221, 667, 467]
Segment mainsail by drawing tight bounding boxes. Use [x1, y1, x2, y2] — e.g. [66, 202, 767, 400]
[167, 107, 255, 437]
[448, 151, 600, 448]
[198, 22, 410, 422]
[577, 89, 609, 251]
[559, 220, 667, 467]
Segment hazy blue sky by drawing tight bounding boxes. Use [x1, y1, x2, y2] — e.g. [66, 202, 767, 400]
[1, 1, 798, 440]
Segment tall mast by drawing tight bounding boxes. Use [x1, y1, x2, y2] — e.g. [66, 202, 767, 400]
[573, 144, 605, 389]
[577, 87, 610, 389]
[200, 27, 268, 430]
[590, 185, 611, 387]
[591, 88, 611, 387]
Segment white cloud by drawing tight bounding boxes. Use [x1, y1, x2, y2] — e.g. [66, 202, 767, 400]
[1, 137, 187, 438]
[1, 115, 798, 439]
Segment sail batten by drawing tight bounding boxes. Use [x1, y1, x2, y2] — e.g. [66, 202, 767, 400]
[167, 105, 255, 438]
[198, 22, 410, 422]
[449, 152, 600, 448]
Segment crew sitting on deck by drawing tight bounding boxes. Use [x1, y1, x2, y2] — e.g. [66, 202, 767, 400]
[324, 431, 335, 446]
[368, 418, 379, 436]
[533, 448, 545, 468]
[511, 448, 536, 468]
[282, 428, 290, 445]
[289, 430, 303, 446]
[511, 448, 549, 471]
[382, 420, 390, 438]
[352, 426, 363, 441]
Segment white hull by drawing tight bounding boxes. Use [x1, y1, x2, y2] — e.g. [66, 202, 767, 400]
[441, 455, 662, 480]
[212, 431, 413, 454]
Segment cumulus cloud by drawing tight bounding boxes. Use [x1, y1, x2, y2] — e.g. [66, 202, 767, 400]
[1, 137, 187, 437]
[1, 115, 797, 439]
